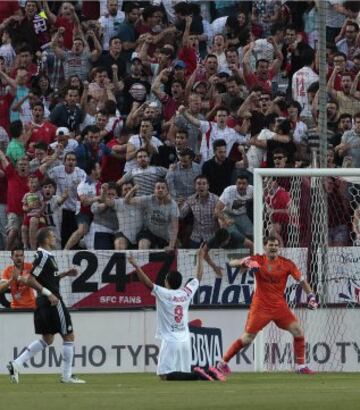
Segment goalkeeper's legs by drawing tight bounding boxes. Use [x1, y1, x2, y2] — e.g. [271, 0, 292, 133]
[218, 308, 275, 374]
[283, 320, 315, 374]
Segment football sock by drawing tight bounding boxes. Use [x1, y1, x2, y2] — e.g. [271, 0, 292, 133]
[294, 336, 305, 365]
[14, 339, 48, 368]
[223, 338, 244, 363]
[62, 342, 74, 380]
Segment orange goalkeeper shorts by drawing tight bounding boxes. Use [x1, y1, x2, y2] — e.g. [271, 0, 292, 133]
[245, 304, 297, 334]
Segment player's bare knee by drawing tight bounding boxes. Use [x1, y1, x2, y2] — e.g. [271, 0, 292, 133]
[287, 322, 303, 338]
[242, 332, 256, 345]
[63, 332, 75, 342]
[43, 334, 54, 345]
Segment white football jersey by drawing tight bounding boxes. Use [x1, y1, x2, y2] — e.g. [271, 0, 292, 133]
[151, 278, 199, 342]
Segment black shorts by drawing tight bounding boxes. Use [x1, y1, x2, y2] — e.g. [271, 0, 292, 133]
[34, 296, 73, 336]
[136, 229, 168, 249]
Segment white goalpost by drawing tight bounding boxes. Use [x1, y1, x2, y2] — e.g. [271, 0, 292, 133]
[253, 168, 360, 372]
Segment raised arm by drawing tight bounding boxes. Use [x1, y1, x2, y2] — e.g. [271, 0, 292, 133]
[182, 15, 192, 47]
[168, 216, 179, 250]
[41, 0, 57, 25]
[151, 69, 168, 101]
[327, 66, 339, 100]
[51, 28, 66, 60]
[268, 37, 283, 74]
[177, 104, 201, 127]
[127, 254, 154, 289]
[350, 70, 360, 100]
[0, 66, 16, 90]
[242, 42, 254, 79]
[195, 242, 207, 281]
[0, 148, 9, 169]
[87, 30, 103, 62]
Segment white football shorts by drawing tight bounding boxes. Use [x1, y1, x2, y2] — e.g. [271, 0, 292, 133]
[157, 338, 192, 375]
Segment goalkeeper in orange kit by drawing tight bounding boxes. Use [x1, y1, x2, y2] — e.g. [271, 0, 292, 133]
[217, 235, 318, 376]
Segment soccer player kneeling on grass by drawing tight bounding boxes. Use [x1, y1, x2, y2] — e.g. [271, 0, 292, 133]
[7, 227, 85, 384]
[217, 235, 318, 376]
[128, 244, 225, 382]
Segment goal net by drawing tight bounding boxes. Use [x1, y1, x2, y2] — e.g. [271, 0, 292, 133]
[253, 168, 360, 372]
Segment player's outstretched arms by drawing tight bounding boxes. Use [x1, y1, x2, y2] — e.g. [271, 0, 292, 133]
[128, 255, 154, 289]
[229, 256, 259, 269]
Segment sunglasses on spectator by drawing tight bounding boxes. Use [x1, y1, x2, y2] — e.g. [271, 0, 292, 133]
[260, 97, 270, 101]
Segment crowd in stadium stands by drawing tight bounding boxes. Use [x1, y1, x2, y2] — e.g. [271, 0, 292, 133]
[0, 0, 360, 252]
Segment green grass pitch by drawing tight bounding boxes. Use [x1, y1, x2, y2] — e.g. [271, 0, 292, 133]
[1, 373, 359, 410]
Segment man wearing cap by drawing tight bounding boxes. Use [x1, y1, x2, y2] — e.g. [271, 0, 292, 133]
[173, 60, 186, 80]
[50, 127, 78, 161]
[122, 55, 151, 115]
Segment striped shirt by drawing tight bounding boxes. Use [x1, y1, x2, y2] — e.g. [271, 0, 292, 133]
[180, 192, 219, 242]
[122, 165, 167, 196]
[63, 50, 92, 81]
[98, 12, 125, 50]
[166, 162, 202, 200]
[47, 165, 86, 212]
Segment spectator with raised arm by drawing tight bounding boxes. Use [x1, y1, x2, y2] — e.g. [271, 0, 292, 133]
[243, 38, 283, 94]
[178, 104, 248, 163]
[124, 119, 163, 173]
[64, 160, 101, 250]
[51, 28, 102, 81]
[102, 181, 143, 250]
[126, 180, 179, 251]
[118, 148, 167, 196]
[214, 175, 254, 252]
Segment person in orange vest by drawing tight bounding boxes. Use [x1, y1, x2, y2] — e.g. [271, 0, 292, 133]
[0, 247, 36, 309]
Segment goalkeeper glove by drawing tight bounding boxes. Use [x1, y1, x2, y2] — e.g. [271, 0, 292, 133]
[307, 293, 318, 310]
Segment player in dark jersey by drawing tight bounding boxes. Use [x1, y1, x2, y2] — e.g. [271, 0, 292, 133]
[7, 227, 85, 384]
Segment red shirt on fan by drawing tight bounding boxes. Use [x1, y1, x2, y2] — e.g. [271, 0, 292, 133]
[5, 163, 43, 215]
[178, 46, 197, 77]
[28, 122, 57, 146]
[266, 186, 290, 224]
[0, 165, 7, 205]
[55, 16, 75, 50]
[0, 93, 13, 133]
[0, 2, 20, 23]
[10, 64, 38, 87]
[243, 68, 276, 94]
[100, 139, 125, 183]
